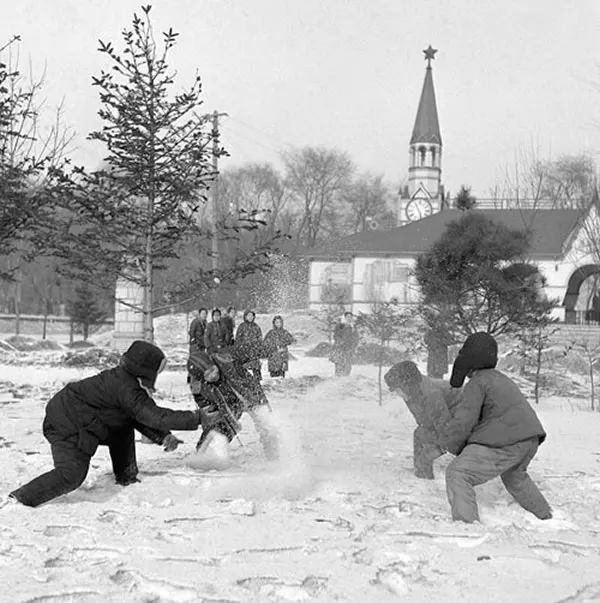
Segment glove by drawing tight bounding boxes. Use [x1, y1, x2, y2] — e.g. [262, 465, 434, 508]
[162, 434, 183, 452]
[197, 406, 222, 430]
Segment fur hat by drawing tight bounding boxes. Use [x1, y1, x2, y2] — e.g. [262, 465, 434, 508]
[384, 360, 422, 391]
[450, 332, 498, 388]
[244, 309, 256, 321]
[120, 340, 166, 391]
[272, 315, 283, 326]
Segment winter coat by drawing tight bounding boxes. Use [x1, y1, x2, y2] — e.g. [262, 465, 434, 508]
[330, 323, 358, 363]
[221, 315, 235, 346]
[264, 327, 294, 374]
[204, 320, 228, 354]
[440, 368, 546, 455]
[235, 319, 264, 371]
[189, 317, 207, 353]
[44, 366, 200, 456]
[187, 348, 269, 440]
[383, 367, 461, 434]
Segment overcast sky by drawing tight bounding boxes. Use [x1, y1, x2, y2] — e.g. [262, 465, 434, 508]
[3, 0, 599, 197]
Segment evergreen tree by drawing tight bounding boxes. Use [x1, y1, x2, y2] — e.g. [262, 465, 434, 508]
[49, 6, 278, 341]
[415, 212, 549, 338]
[68, 284, 107, 341]
[454, 185, 477, 210]
[356, 299, 413, 405]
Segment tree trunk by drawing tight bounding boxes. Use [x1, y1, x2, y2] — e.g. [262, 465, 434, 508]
[69, 320, 74, 345]
[42, 299, 49, 340]
[534, 341, 542, 404]
[14, 269, 21, 336]
[83, 322, 89, 341]
[378, 341, 384, 406]
[590, 359, 595, 412]
[143, 228, 154, 342]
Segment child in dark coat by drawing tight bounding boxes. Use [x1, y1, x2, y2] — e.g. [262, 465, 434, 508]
[263, 315, 294, 378]
[439, 332, 552, 523]
[9, 341, 204, 507]
[187, 341, 278, 462]
[235, 310, 264, 381]
[204, 309, 229, 354]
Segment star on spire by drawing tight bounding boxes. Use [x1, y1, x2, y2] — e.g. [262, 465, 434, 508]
[423, 45, 438, 68]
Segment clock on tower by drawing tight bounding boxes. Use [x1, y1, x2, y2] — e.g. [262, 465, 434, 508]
[405, 197, 433, 222]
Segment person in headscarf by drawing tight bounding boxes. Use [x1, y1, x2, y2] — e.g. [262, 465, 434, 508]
[438, 332, 552, 523]
[188, 307, 208, 355]
[330, 311, 359, 376]
[8, 341, 206, 507]
[204, 308, 229, 355]
[235, 310, 264, 381]
[263, 315, 295, 378]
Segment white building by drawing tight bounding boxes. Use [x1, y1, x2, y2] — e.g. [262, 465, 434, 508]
[306, 46, 600, 324]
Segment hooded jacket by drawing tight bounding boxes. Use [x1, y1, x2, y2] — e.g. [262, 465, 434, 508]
[44, 341, 199, 455]
[235, 311, 264, 369]
[263, 316, 294, 373]
[441, 333, 546, 454]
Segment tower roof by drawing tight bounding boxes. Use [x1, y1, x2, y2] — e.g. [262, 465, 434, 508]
[410, 48, 442, 146]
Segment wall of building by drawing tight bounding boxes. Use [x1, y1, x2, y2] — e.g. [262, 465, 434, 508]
[113, 277, 145, 351]
[350, 256, 419, 312]
[308, 260, 352, 310]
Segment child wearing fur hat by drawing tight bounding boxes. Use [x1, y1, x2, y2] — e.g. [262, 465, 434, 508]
[384, 361, 460, 479]
[8, 341, 205, 507]
[439, 332, 552, 523]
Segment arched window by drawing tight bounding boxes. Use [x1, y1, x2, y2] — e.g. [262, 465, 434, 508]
[430, 146, 436, 167]
[419, 146, 426, 166]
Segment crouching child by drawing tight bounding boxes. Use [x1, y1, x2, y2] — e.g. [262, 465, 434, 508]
[384, 360, 460, 479]
[187, 342, 279, 463]
[9, 341, 204, 508]
[439, 332, 552, 523]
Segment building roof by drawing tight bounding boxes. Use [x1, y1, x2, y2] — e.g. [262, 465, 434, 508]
[308, 209, 582, 260]
[410, 66, 442, 145]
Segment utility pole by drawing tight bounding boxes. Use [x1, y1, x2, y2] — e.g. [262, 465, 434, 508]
[210, 110, 227, 308]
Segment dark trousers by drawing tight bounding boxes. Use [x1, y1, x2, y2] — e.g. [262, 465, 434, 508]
[11, 427, 138, 508]
[334, 355, 352, 376]
[413, 426, 444, 479]
[445, 438, 552, 523]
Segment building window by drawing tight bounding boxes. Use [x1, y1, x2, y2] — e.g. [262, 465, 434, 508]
[419, 146, 426, 166]
[430, 146, 436, 167]
[390, 263, 409, 283]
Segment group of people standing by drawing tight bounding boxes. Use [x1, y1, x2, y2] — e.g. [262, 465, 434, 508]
[188, 307, 295, 380]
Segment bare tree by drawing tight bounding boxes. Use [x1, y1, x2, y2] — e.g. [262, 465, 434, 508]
[343, 173, 394, 233]
[0, 35, 73, 333]
[283, 146, 354, 248]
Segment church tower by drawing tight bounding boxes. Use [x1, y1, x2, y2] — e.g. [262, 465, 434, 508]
[398, 46, 445, 224]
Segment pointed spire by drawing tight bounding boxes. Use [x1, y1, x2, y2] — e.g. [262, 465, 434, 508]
[410, 46, 442, 145]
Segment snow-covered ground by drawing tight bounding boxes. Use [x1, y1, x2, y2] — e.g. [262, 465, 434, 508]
[2, 353, 600, 602]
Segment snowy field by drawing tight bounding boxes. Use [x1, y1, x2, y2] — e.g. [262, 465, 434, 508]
[2, 352, 600, 602]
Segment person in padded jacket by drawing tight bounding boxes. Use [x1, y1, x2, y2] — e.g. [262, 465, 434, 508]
[438, 332, 552, 523]
[8, 341, 207, 508]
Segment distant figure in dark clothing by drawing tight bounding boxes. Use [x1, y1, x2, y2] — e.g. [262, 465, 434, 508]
[235, 310, 264, 381]
[9, 341, 203, 508]
[264, 315, 295, 378]
[222, 306, 236, 346]
[424, 328, 449, 378]
[330, 312, 359, 376]
[204, 309, 228, 354]
[188, 307, 208, 355]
